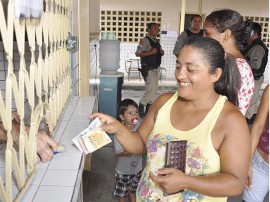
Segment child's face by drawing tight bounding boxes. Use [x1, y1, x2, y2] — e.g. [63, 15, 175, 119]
[120, 105, 139, 126]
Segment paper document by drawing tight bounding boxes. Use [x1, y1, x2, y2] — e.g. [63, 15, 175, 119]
[72, 117, 111, 154]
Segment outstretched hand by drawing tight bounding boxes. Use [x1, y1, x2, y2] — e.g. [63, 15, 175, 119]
[149, 168, 186, 194]
[88, 112, 123, 134]
[36, 130, 58, 163]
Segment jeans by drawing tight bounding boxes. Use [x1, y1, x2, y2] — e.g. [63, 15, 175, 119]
[242, 149, 269, 202]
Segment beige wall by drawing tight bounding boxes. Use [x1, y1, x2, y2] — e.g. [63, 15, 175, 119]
[89, 0, 100, 34]
[100, 0, 269, 32]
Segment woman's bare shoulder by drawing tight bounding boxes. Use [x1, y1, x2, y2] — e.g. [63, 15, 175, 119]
[149, 92, 175, 114]
[155, 92, 175, 106]
[223, 100, 244, 120]
[218, 100, 248, 131]
[212, 100, 250, 151]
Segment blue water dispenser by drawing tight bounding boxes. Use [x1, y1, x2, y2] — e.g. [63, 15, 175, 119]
[98, 38, 123, 119]
[99, 71, 123, 118]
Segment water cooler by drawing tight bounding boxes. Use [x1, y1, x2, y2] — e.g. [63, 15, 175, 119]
[98, 36, 123, 118]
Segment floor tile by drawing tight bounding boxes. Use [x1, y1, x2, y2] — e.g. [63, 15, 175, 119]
[0, 154, 5, 166]
[21, 185, 39, 202]
[52, 120, 69, 141]
[0, 145, 6, 154]
[66, 120, 89, 129]
[0, 168, 5, 184]
[74, 105, 94, 115]
[31, 169, 46, 185]
[41, 169, 78, 186]
[70, 114, 90, 121]
[33, 186, 74, 202]
[63, 126, 86, 135]
[36, 161, 50, 169]
[48, 155, 82, 170]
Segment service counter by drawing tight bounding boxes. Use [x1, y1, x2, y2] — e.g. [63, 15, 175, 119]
[0, 96, 96, 202]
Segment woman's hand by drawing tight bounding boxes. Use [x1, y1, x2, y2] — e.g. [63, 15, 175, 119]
[245, 165, 253, 189]
[149, 168, 186, 194]
[88, 112, 123, 134]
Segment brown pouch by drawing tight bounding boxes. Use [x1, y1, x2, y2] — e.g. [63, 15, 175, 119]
[165, 140, 187, 172]
[163, 140, 187, 196]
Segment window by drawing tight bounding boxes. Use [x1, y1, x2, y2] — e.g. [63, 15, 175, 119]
[100, 10, 162, 42]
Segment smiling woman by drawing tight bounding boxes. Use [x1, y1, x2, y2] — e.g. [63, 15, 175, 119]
[176, 36, 241, 106]
[88, 36, 251, 202]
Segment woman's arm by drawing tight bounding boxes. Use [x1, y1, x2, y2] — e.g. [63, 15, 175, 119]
[88, 113, 146, 154]
[250, 85, 269, 157]
[245, 85, 269, 188]
[89, 93, 173, 154]
[0, 119, 58, 162]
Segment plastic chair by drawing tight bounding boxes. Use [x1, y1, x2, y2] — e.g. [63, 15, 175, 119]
[158, 67, 166, 80]
[125, 58, 141, 81]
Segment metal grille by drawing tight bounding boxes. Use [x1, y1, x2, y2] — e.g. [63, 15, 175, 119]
[0, 0, 70, 201]
[100, 10, 162, 42]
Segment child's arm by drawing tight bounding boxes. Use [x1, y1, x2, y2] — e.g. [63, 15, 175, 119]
[116, 150, 133, 157]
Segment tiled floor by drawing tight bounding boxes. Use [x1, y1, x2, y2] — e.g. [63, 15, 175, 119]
[83, 85, 269, 202]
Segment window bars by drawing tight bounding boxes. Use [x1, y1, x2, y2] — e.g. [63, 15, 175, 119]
[0, 0, 70, 201]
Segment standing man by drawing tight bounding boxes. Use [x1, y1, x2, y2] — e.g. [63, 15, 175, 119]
[135, 23, 164, 117]
[173, 14, 203, 57]
[243, 22, 268, 124]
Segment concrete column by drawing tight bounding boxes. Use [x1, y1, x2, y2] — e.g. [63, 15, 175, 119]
[198, 0, 202, 16]
[180, 0, 186, 33]
[78, 0, 89, 96]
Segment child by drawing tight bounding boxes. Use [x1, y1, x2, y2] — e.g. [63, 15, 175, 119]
[112, 99, 142, 202]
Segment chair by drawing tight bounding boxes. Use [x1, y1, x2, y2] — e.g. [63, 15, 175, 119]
[125, 57, 141, 81]
[158, 67, 166, 80]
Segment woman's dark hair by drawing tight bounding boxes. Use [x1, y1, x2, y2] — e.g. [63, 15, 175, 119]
[118, 99, 138, 116]
[205, 9, 249, 50]
[182, 36, 241, 106]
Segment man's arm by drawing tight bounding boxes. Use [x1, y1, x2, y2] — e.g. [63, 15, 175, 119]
[173, 31, 188, 57]
[35, 129, 58, 162]
[0, 120, 58, 162]
[245, 45, 265, 69]
[135, 48, 158, 58]
[0, 122, 8, 144]
[135, 37, 158, 58]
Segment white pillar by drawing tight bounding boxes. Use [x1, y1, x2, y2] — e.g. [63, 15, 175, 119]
[180, 0, 186, 33]
[78, 0, 90, 96]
